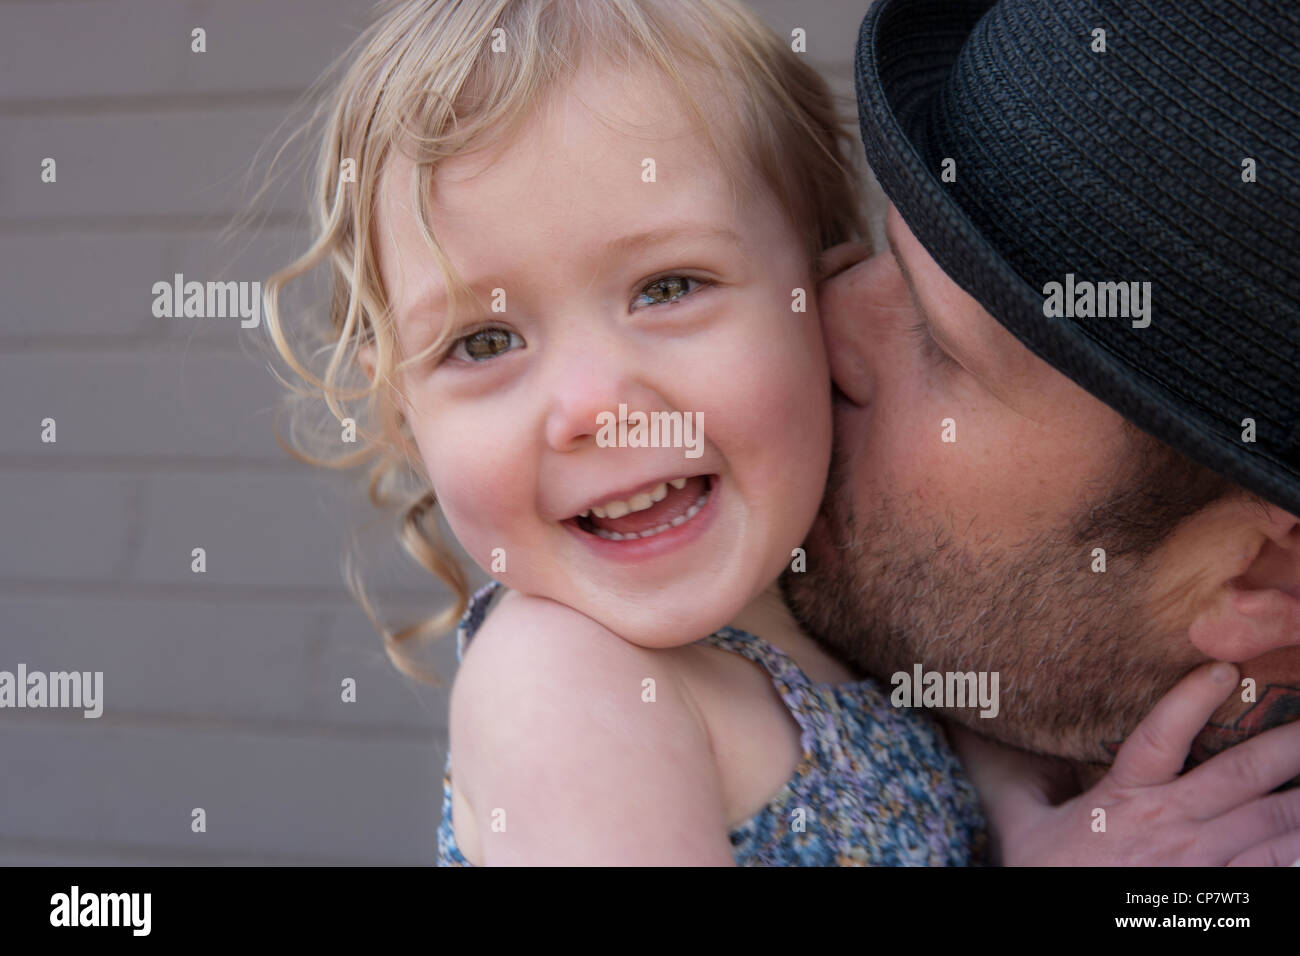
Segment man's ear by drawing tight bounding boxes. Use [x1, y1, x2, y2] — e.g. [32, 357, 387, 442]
[1188, 502, 1300, 661]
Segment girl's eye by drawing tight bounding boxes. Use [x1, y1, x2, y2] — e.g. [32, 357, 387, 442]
[448, 327, 523, 363]
[634, 275, 707, 308]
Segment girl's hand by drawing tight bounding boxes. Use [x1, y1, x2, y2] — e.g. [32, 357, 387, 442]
[948, 661, 1300, 866]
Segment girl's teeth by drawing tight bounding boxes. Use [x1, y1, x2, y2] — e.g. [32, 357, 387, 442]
[584, 479, 685, 520]
[587, 490, 710, 541]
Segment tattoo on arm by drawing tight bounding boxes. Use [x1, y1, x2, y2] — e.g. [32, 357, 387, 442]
[1101, 683, 1300, 789]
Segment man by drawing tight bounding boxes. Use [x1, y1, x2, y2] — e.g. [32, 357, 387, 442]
[782, 0, 1300, 859]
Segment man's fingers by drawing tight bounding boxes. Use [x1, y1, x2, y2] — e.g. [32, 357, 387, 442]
[815, 240, 871, 283]
[1174, 718, 1300, 819]
[1228, 826, 1300, 867]
[1202, 787, 1300, 864]
[1107, 662, 1238, 790]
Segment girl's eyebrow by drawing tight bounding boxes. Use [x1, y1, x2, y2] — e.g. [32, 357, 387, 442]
[399, 223, 744, 327]
[400, 281, 495, 331]
[602, 223, 745, 255]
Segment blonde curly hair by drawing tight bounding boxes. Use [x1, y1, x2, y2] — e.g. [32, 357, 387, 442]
[258, 0, 867, 686]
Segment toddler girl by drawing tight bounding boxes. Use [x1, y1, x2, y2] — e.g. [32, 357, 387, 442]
[263, 0, 1300, 866]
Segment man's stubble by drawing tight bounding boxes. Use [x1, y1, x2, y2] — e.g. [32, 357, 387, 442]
[781, 415, 1231, 764]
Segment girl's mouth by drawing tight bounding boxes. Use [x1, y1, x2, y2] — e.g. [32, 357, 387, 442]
[561, 474, 719, 562]
[573, 474, 713, 540]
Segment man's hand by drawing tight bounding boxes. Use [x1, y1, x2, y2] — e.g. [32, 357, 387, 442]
[948, 662, 1300, 865]
[815, 240, 872, 283]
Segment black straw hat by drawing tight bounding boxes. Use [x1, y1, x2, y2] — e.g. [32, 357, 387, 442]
[854, 0, 1300, 515]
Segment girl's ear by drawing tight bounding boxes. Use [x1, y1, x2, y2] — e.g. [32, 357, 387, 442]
[357, 341, 378, 383]
[357, 341, 412, 419]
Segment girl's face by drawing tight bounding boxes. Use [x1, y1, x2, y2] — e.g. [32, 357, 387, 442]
[372, 63, 832, 647]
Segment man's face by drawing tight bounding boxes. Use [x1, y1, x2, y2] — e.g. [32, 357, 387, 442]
[783, 205, 1300, 772]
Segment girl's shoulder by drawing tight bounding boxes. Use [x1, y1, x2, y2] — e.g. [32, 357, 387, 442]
[446, 589, 739, 863]
[449, 586, 713, 763]
[458, 587, 675, 673]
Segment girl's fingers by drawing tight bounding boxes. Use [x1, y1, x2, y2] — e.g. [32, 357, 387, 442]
[1173, 718, 1300, 820]
[1106, 662, 1238, 790]
[1201, 787, 1300, 864]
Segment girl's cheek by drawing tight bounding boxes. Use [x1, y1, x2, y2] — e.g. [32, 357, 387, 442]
[436, 493, 504, 575]
[431, 457, 531, 567]
[736, 331, 828, 439]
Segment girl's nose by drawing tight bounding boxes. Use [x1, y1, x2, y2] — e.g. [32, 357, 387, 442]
[540, 311, 671, 452]
[543, 355, 638, 453]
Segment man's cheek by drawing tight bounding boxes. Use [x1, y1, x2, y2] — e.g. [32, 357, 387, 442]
[937, 414, 1072, 523]
[885, 415, 981, 508]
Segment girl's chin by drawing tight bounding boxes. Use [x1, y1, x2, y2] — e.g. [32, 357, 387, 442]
[574, 590, 749, 649]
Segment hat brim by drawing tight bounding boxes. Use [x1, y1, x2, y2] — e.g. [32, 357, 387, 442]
[854, 0, 1300, 516]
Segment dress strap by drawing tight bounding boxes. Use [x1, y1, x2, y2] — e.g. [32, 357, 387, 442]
[455, 580, 504, 664]
[699, 627, 816, 696]
[695, 626, 828, 751]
